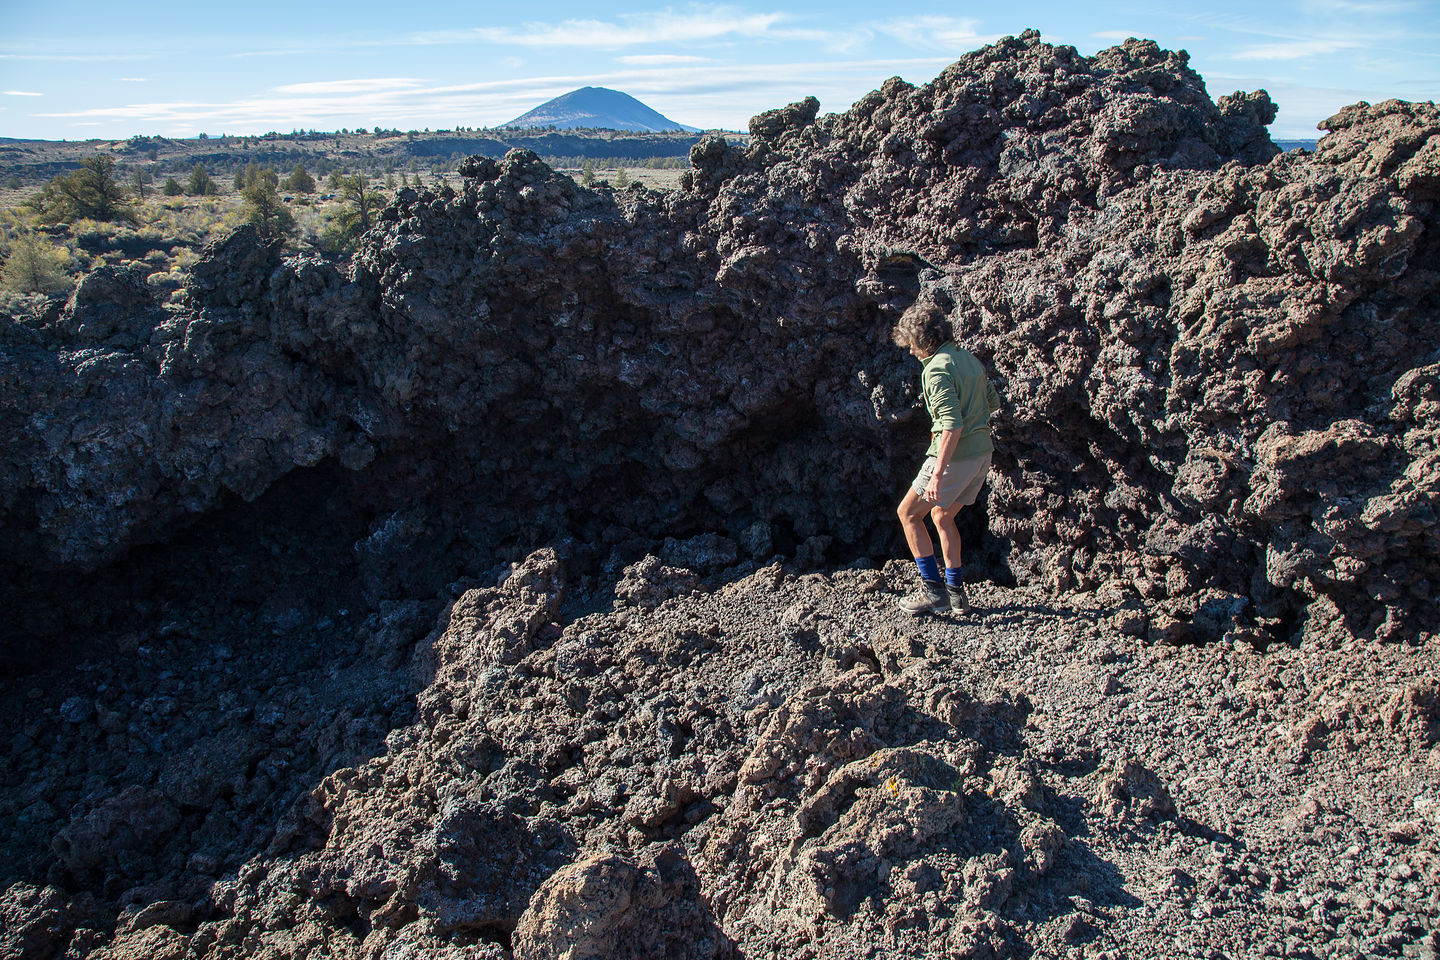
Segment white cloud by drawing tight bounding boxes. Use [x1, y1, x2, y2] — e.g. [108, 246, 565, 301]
[1303, 0, 1420, 13]
[33, 56, 961, 135]
[638, 56, 961, 127]
[119, 77, 147, 83]
[231, 46, 342, 59]
[419, 9, 786, 49]
[1091, 31, 1140, 41]
[618, 54, 713, 64]
[0, 52, 147, 62]
[272, 78, 426, 95]
[1205, 71, 1401, 136]
[874, 16, 994, 50]
[226, 11, 851, 59]
[4, 90, 43, 96]
[1231, 38, 1363, 60]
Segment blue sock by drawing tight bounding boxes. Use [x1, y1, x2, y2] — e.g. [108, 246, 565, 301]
[945, 565, 963, 587]
[914, 554, 941, 583]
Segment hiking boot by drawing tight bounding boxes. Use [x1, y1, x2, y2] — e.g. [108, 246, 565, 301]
[899, 579, 950, 616]
[946, 581, 969, 613]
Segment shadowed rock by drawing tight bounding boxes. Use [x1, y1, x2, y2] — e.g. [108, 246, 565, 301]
[2, 34, 1436, 673]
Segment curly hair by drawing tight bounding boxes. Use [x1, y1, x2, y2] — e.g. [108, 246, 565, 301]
[891, 301, 953, 356]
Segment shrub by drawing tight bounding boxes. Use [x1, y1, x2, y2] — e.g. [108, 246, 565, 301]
[187, 164, 218, 196]
[283, 163, 316, 193]
[34, 156, 134, 224]
[1, 232, 72, 295]
[321, 174, 384, 253]
[240, 167, 294, 239]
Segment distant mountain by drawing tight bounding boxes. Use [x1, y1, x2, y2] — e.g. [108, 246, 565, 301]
[502, 87, 699, 133]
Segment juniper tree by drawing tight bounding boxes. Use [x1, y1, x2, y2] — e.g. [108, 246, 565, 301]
[187, 164, 217, 196]
[323, 174, 383, 252]
[35, 156, 134, 223]
[240, 166, 294, 239]
[283, 163, 316, 193]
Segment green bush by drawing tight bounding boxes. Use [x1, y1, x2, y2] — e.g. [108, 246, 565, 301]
[240, 166, 294, 239]
[34, 156, 134, 224]
[321, 174, 384, 253]
[1, 233, 72, 295]
[187, 164, 218, 196]
[283, 163, 316, 193]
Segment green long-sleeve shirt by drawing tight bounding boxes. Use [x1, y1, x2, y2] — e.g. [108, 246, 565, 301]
[921, 341, 1000, 460]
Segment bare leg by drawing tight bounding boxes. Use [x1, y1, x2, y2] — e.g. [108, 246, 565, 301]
[930, 500, 965, 570]
[897, 487, 935, 559]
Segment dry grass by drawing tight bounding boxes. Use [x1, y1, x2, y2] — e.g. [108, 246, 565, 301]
[556, 165, 686, 191]
[0, 180, 396, 311]
[610, 166, 685, 190]
[0, 162, 686, 315]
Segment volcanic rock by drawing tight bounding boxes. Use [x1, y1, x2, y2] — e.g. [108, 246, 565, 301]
[4, 33, 1436, 659]
[511, 843, 733, 960]
[1, 27, 1439, 960]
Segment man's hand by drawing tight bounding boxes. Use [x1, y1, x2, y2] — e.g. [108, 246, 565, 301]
[924, 473, 943, 503]
[927, 429, 960, 504]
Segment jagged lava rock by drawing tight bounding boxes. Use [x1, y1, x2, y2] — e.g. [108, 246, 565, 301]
[1, 34, 1437, 668]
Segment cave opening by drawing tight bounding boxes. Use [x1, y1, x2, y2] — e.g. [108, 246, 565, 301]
[3, 390, 1023, 681]
[0, 459, 382, 679]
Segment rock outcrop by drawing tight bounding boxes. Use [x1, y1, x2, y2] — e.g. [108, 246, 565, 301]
[9, 33, 1440, 960]
[6, 550, 1437, 958]
[4, 33, 1437, 657]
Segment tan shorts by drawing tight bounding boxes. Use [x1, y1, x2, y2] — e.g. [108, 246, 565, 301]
[911, 452, 992, 509]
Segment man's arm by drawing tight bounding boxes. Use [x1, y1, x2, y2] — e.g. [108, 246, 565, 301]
[924, 428, 961, 503]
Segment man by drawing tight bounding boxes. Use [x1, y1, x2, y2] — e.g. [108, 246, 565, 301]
[892, 302, 1000, 616]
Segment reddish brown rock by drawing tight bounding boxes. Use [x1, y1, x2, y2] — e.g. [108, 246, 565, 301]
[2, 34, 1439, 957]
[4, 34, 1436, 658]
[512, 844, 733, 960]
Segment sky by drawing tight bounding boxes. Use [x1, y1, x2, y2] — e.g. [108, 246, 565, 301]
[1, 0, 1437, 141]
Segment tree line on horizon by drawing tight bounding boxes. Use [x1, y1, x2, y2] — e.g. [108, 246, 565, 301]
[120, 124, 703, 143]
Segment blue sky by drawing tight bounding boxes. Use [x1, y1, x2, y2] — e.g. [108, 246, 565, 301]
[2, 1, 1436, 140]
